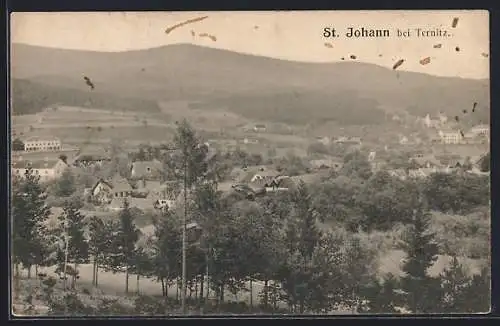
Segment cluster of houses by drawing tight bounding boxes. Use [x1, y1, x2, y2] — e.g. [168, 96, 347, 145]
[433, 124, 490, 145]
[11, 130, 490, 216]
[420, 113, 490, 145]
[386, 152, 489, 180]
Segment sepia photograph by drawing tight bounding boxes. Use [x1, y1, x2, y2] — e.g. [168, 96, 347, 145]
[9, 10, 490, 316]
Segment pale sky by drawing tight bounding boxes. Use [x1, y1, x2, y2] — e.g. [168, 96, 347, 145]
[11, 10, 490, 79]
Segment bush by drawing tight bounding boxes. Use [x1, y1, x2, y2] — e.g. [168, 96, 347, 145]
[431, 210, 490, 259]
[134, 295, 167, 315]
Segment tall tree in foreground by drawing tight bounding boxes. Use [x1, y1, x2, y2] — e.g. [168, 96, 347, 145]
[114, 200, 140, 294]
[56, 200, 89, 288]
[399, 202, 441, 313]
[151, 209, 182, 298]
[88, 217, 121, 287]
[167, 119, 208, 313]
[439, 256, 472, 312]
[12, 168, 51, 282]
[361, 273, 400, 313]
[280, 181, 322, 313]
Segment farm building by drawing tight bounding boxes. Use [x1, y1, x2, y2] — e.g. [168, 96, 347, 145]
[130, 160, 163, 180]
[12, 157, 69, 182]
[23, 136, 62, 152]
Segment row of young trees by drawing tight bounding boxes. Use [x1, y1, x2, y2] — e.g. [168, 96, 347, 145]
[12, 120, 490, 314]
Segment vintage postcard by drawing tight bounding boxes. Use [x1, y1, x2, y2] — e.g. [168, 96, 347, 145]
[10, 11, 490, 316]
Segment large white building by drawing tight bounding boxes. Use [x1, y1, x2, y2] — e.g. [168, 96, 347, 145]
[12, 157, 69, 182]
[470, 124, 490, 137]
[438, 129, 463, 144]
[23, 136, 62, 152]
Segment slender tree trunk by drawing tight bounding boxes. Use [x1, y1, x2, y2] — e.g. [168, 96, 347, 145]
[95, 263, 99, 287]
[205, 251, 210, 302]
[264, 280, 269, 309]
[220, 283, 224, 303]
[161, 277, 165, 297]
[125, 266, 129, 294]
[35, 265, 38, 277]
[176, 279, 180, 301]
[195, 280, 198, 300]
[165, 274, 169, 297]
[136, 274, 140, 294]
[27, 265, 32, 279]
[92, 255, 97, 286]
[250, 279, 253, 309]
[73, 262, 78, 288]
[199, 275, 204, 303]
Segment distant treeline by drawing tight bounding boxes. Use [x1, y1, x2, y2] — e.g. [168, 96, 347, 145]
[11, 78, 162, 116]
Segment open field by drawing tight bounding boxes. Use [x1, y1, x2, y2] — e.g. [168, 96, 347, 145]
[17, 125, 175, 145]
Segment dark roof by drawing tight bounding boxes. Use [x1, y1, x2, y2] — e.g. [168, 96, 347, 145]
[111, 176, 133, 192]
[130, 160, 163, 178]
[74, 148, 110, 162]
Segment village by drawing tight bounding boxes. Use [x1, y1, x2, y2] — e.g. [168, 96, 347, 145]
[11, 106, 490, 219]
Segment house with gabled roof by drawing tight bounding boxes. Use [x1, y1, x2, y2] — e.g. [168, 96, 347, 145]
[91, 179, 114, 204]
[91, 175, 133, 205]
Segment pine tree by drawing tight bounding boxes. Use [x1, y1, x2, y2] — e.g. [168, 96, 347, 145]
[281, 181, 322, 313]
[362, 273, 400, 313]
[54, 169, 76, 197]
[88, 216, 118, 287]
[167, 119, 208, 312]
[115, 200, 140, 294]
[439, 256, 471, 312]
[12, 168, 51, 280]
[400, 203, 440, 313]
[291, 181, 321, 262]
[57, 200, 89, 288]
[151, 209, 182, 298]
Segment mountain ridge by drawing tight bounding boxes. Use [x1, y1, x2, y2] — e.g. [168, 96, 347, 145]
[10, 43, 490, 126]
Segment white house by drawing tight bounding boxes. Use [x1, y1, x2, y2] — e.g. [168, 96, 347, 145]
[470, 124, 490, 138]
[91, 176, 133, 205]
[23, 136, 61, 152]
[243, 138, 260, 145]
[438, 129, 463, 144]
[253, 124, 267, 132]
[12, 157, 69, 182]
[423, 114, 441, 129]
